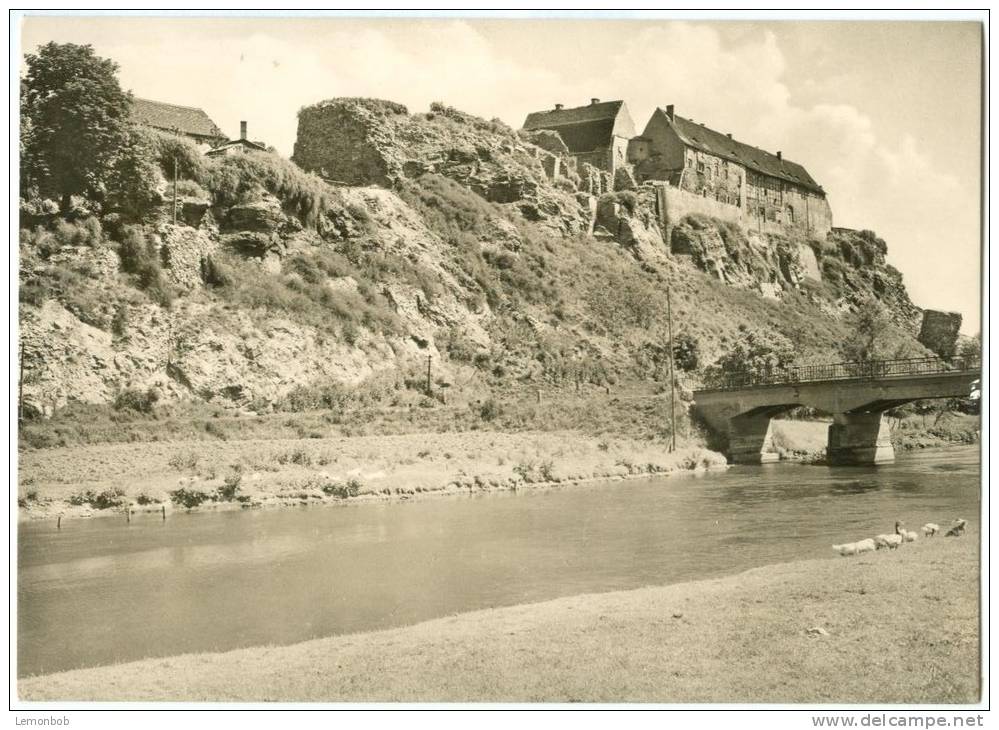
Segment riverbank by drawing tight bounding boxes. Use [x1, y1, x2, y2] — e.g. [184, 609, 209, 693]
[17, 430, 726, 522]
[19, 530, 979, 703]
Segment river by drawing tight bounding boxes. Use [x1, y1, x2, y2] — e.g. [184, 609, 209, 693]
[17, 445, 980, 678]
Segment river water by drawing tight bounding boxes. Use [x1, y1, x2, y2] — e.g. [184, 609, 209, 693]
[17, 445, 980, 678]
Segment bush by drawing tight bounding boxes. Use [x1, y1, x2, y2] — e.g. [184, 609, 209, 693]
[217, 467, 242, 501]
[673, 332, 701, 372]
[168, 450, 200, 472]
[106, 127, 161, 219]
[113, 387, 159, 414]
[320, 478, 361, 499]
[169, 487, 212, 508]
[478, 398, 501, 421]
[703, 324, 796, 384]
[68, 487, 126, 510]
[205, 151, 335, 227]
[278, 382, 351, 412]
[117, 227, 173, 306]
[141, 128, 209, 184]
[21, 217, 103, 257]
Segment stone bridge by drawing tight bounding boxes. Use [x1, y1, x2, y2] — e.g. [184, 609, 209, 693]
[693, 357, 980, 465]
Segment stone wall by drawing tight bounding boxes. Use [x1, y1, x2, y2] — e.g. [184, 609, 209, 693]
[678, 148, 744, 207]
[653, 181, 831, 243]
[918, 310, 963, 359]
[655, 183, 743, 242]
[745, 175, 832, 239]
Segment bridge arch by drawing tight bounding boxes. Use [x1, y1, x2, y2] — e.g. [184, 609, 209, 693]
[694, 357, 980, 465]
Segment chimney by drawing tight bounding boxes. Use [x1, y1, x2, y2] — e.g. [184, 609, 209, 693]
[590, 98, 600, 105]
[726, 133, 733, 139]
[554, 103, 564, 111]
[776, 150, 782, 161]
[665, 104, 675, 121]
[240, 121, 247, 140]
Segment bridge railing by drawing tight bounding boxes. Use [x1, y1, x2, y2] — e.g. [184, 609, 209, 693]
[701, 356, 980, 391]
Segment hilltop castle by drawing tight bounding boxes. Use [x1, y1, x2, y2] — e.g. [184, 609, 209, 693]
[522, 99, 833, 238]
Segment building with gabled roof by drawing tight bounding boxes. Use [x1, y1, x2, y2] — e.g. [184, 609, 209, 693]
[632, 105, 832, 237]
[522, 99, 636, 174]
[131, 97, 226, 150]
[205, 121, 268, 157]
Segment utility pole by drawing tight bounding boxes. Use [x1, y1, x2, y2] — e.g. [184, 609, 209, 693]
[172, 156, 178, 226]
[666, 285, 677, 453]
[17, 341, 24, 424]
[426, 355, 432, 396]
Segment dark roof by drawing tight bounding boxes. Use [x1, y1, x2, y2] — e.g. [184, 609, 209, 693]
[523, 100, 630, 153]
[666, 111, 824, 194]
[131, 97, 225, 140]
[206, 138, 267, 156]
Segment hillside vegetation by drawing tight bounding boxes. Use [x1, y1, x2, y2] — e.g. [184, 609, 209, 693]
[20, 76, 936, 448]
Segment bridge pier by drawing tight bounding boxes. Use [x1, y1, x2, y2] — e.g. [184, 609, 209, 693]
[826, 412, 895, 465]
[728, 413, 780, 464]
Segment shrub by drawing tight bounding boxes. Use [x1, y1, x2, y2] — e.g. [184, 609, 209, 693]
[205, 151, 335, 227]
[117, 227, 173, 306]
[175, 179, 208, 199]
[106, 127, 161, 219]
[600, 190, 638, 215]
[478, 398, 501, 421]
[111, 304, 129, 337]
[170, 487, 212, 508]
[217, 467, 242, 501]
[168, 450, 200, 472]
[673, 331, 701, 372]
[703, 324, 796, 384]
[141, 128, 209, 184]
[277, 448, 312, 467]
[513, 460, 536, 483]
[203, 420, 228, 440]
[68, 487, 126, 510]
[113, 387, 159, 414]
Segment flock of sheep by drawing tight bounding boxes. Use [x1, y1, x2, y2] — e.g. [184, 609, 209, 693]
[832, 518, 968, 556]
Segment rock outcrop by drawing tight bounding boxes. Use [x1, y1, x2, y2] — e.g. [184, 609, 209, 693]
[292, 99, 590, 235]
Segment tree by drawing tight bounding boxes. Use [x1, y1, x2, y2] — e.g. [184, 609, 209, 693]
[705, 325, 796, 382]
[958, 333, 981, 363]
[841, 298, 891, 362]
[21, 42, 133, 211]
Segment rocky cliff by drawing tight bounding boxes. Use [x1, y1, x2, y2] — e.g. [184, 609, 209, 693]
[18, 99, 931, 418]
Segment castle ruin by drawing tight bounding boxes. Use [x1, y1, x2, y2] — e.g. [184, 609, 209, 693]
[522, 100, 834, 240]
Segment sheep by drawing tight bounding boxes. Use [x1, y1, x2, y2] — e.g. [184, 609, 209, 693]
[945, 519, 968, 537]
[901, 529, 918, 542]
[832, 542, 858, 556]
[875, 534, 903, 550]
[833, 538, 876, 556]
[855, 538, 876, 554]
[921, 523, 940, 537]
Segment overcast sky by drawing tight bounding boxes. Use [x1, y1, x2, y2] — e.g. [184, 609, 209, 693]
[18, 15, 983, 333]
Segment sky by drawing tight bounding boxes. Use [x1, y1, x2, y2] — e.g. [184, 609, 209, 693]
[18, 15, 983, 333]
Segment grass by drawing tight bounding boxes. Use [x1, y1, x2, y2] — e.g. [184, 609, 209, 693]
[17, 426, 724, 521]
[18, 534, 979, 702]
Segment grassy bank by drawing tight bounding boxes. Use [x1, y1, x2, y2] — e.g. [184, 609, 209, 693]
[17, 429, 725, 521]
[19, 532, 979, 703]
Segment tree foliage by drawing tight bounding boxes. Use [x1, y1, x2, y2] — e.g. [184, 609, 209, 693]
[21, 42, 134, 210]
[706, 325, 796, 379]
[841, 298, 891, 362]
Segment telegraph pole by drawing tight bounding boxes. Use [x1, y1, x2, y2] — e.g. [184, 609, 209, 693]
[172, 156, 178, 225]
[17, 341, 24, 423]
[666, 285, 677, 452]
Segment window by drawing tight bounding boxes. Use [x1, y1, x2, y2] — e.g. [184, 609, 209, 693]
[786, 205, 795, 223]
[697, 160, 705, 173]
